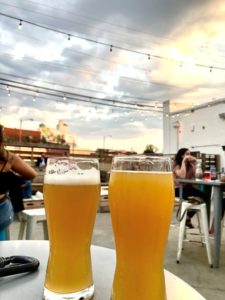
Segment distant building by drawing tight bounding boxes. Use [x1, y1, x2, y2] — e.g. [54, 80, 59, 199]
[39, 120, 76, 149]
[4, 127, 41, 143]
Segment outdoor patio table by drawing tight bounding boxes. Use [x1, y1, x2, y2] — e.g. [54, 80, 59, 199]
[178, 178, 225, 268]
[0, 241, 205, 299]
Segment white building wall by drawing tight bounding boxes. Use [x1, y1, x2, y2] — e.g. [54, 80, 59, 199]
[163, 100, 225, 170]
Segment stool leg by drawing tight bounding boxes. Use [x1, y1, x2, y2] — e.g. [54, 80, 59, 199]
[26, 215, 36, 240]
[196, 212, 204, 245]
[18, 220, 26, 240]
[42, 221, 49, 240]
[177, 205, 188, 263]
[201, 205, 213, 267]
[5, 226, 10, 240]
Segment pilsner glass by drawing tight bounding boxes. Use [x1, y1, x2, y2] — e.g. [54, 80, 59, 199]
[43, 157, 100, 300]
[109, 156, 174, 300]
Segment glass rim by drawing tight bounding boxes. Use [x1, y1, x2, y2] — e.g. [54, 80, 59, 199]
[47, 156, 99, 162]
[112, 155, 170, 161]
[111, 155, 172, 172]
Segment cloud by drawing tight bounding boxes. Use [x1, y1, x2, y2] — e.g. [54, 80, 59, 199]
[0, 0, 225, 152]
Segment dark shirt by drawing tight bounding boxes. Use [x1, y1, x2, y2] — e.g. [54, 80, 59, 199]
[36, 156, 47, 168]
[0, 171, 24, 213]
[0, 171, 17, 194]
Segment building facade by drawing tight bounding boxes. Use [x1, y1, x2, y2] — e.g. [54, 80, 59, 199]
[163, 99, 225, 170]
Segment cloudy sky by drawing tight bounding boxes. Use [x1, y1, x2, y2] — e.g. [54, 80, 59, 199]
[0, 0, 225, 153]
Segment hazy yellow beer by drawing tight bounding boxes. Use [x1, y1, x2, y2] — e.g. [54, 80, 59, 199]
[43, 158, 100, 300]
[109, 156, 174, 300]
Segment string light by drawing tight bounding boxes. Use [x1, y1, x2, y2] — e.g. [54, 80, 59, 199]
[67, 34, 71, 41]
[18, 19, 22, 30]
[63, 94, 67, 101]
[1, 12, 223, 72]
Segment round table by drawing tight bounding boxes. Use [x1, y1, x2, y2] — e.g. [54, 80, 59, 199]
[0, 241, 205, 300]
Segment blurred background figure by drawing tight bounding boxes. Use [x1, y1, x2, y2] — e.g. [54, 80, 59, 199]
[173, 147, 209, 229]
[36, 152, 48, 170]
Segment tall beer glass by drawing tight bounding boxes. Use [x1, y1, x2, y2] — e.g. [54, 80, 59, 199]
[43, 157, 100, 300]
[109, 156, 174, 300]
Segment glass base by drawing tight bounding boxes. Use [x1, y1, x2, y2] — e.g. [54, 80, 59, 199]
[43, 284, 94, 300]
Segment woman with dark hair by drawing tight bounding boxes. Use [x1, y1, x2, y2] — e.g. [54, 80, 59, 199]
[0, 124, 36, 240]
[173, 147, 208, 228]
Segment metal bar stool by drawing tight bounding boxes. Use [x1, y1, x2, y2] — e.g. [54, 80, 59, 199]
[176, 201, 213, 267]
[18, 208, 48, 240]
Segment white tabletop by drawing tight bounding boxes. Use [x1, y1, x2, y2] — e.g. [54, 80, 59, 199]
[0, 241, 205, 300]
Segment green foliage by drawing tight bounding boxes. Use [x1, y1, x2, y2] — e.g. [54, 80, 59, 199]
[143, 144, 158, 154]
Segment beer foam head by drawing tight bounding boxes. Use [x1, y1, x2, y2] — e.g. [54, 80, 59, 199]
[44, 168, 100, 185]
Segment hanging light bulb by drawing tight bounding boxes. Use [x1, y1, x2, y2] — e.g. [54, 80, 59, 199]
[33, 96, 36, 102]
[148, 54, 151, 60]
[18, 20, 23, 30]
[110, 45, 113, 52]
[67, 34, 71, 41]
[63, 94, 67, 101]
[8, 90, 11, 96]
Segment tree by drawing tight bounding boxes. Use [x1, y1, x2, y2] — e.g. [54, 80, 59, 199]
[143, 144, 158, 154]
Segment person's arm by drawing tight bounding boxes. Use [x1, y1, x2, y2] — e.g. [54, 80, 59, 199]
[11, 154, 36, 180]
[174, 157, 188, 179]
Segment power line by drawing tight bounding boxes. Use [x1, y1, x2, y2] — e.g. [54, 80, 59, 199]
[0, 71, 165, 104]
[0, 48, 191, 93]
[0, 78, 163, 112]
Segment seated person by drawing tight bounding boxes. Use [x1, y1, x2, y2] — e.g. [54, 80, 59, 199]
[173, 148, 209, 228]
[36, 153, 47, 170]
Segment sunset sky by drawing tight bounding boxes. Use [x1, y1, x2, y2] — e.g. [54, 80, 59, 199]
[0, 0, 225, 153]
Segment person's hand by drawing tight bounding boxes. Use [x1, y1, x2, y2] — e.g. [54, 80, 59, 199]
[188, 155, 196, 163]
[183, 154, 196, 164]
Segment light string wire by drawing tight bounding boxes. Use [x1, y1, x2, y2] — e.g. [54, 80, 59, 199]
[0, 11, 224, 72]
[0, 86, 156, 121]
[0, 71, 162, 103]
[0, 79, 163, 112]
